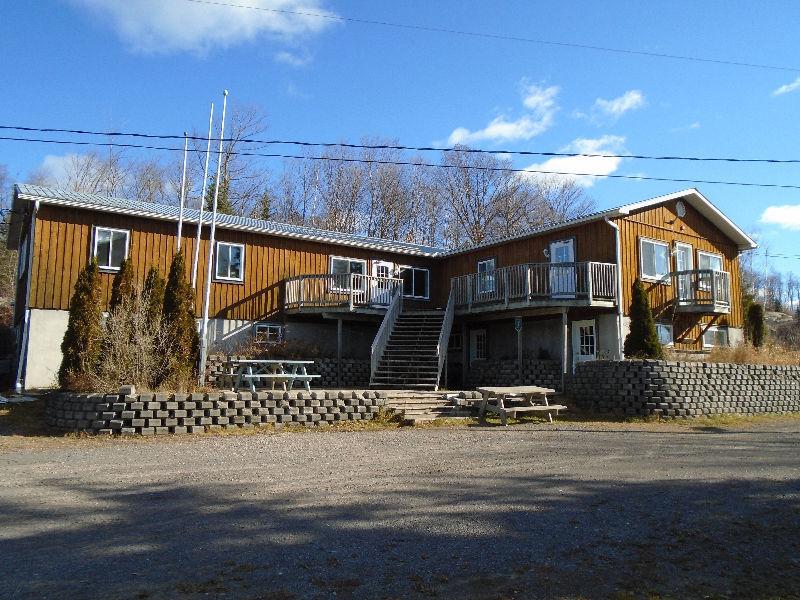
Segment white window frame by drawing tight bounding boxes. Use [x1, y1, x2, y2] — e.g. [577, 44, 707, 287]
[703, 325, 729, 348]
[639, 237, 671, 283]
[697, 251, 724, 291]
[477, 258, 496, 294]
[92, 226, 129, 271]
[329, 256, 367, 292]
[215, 241, 245, 282]
[253, 322, 284, 345]
[470, 329, 487, 361]
[400, 266, 430, 300]
[656, 323, 674, 347]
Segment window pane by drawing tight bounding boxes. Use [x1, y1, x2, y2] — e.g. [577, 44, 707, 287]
[414, 269, 429, 298]
[654, 245, 669, 277]
[349, 260, 365, 275]
[217, 244, 230, 278]
[229, 245, 242, 279]
[401, 268, 413, 296]
[641, 241, 655, 278]
[110, 231, 127, 268]
[657, 324, 673, 345]
[96, 229, 112, 267]
[331, 258, 349, 275]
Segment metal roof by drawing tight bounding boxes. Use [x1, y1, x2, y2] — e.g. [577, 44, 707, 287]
[12, 184, 445, 257]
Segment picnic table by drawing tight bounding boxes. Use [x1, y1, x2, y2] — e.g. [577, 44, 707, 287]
[474, 385, 566, 426]
[221, 359, 321, 393]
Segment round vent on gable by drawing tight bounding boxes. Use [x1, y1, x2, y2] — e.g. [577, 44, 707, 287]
[676, 200, 687, 218]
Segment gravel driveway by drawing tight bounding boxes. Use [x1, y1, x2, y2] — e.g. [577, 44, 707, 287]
[1, 421, 799, 599]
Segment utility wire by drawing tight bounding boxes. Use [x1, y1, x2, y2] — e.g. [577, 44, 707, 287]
[3, 134, 800, 190]
[1, 124, 798, 165]
[183, 0, 800, 73]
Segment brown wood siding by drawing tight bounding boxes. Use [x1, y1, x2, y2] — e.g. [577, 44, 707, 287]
[438, 220, 616, 304]
[29, 205, 439, 319]
[614, 200, 744, 350]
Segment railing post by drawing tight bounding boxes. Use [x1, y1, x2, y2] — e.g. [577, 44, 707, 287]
[503, 270, 509, 307]
[711, 270, 717, 306]
[298, 280, 304, 308]
[587, 263, 594, 304]
[525, 265, 531, 304]
[349, 273, 354, 311]
[467, 277, 472, 311]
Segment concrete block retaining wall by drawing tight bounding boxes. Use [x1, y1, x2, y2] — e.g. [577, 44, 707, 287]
[46, 389, 387, 435]
[569, 360, 800, 418]
[465, 359, 562, 391]
[206, 355, 370, 388]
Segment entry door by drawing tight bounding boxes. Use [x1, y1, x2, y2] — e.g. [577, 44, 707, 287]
[549, 239, 576, 298]
[675, 243, 693, 302]
[572, 319, 597, 368]
[371, 261, 394, 305]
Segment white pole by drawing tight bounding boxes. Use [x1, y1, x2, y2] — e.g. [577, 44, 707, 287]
[176, 132, 189, 250]
[191, 102, 215, 289]
[198, 90, 228, 385]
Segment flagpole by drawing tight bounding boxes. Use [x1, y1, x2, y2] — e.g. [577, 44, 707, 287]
[198, 89, 228, 385]
[176, 132, 189, 251]
[191, 102, 214, 289]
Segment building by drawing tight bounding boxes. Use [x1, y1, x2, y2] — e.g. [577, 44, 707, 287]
[8, 184, 756, 390]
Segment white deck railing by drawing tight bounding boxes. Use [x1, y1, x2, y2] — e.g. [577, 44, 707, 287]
[451, 261, 617, 310]
[671, 269, 731, 309]
[285, 273, 403, 311]
[369, 285, 403, 383]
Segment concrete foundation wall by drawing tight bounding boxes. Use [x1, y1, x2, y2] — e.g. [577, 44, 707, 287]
[24, 309, 69, 389]
[569, 360, 800, 418]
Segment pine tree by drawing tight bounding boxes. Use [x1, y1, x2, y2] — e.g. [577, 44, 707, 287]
[623, 279, 664, 359]
[747, 302, 765, 348]
[58, 258, 103, 388]
[205, 175, 234, 216]
[162, 250, 199, 385]
[109, 258, 136, 312]
[142, 265, 166, 328]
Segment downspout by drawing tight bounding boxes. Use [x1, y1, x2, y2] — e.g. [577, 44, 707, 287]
[604, 217, 624, 360]
[14, 200, 39, 393]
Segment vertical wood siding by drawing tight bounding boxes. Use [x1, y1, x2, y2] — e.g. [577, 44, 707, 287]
[29, 205, 438, 319]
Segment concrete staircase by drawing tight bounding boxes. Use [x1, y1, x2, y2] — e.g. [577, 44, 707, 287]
[384, 391, 473, 424]
[370, 310, 445, 390]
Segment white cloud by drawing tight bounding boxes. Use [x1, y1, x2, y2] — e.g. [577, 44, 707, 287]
[772, 77, 800, 96]
[34, 154, 79, 184]
[446, 84, 559, 146]
[593, 89, 645, 118]
[69, 0, 338, 54]
[523, 135, 627, 187]
[760, 205, 800, 229]
[274, 49, 312, 66]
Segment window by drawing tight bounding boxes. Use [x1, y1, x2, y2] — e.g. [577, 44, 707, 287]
[697, 251, 723, 291]
[93, 226, 129, 271]
[254, 323, 283, 345]
[639, 237, 670, 282]
[215, 242, 244, 281]
[477, 258, 496, 294]
[400, 266, 430, 299]
[703, 326, 729, 348]
[448, 332, 463, 352]
[656, 323, 674, 346]
[470, 329, 487, 361]
[330, 256, 366, 291]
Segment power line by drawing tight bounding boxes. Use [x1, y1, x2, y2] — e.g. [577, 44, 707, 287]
[1, 124, 798, 165]
[183, 0, 800, 73]
[3, 133, 800, 190]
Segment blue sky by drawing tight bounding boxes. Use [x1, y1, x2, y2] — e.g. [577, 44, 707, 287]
[1, 1, 800, 272]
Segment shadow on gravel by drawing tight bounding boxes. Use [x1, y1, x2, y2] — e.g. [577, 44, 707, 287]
[1, 467, 798, 599]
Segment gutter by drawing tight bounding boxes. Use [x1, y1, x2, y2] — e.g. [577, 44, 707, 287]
[14, 200, 39, 393]
[604, 217, 625, 360]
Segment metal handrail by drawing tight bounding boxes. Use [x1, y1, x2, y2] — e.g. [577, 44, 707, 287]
[370, 285, 403, 383]
[435, 282, 456, 390]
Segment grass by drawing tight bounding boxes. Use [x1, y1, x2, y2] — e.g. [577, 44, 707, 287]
[666, 342, 800, 366]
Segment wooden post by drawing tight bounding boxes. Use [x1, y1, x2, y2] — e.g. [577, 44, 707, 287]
[349, 274, 354, 311]
[467, 277, 473, 312]
[337, 318, 343, 388]
[461, 321, 468, 389]
[517, 323, 523, 385]
[503, 270, 509, 307]
[525, 265, 531, 304]
[587, 263, 594, 303]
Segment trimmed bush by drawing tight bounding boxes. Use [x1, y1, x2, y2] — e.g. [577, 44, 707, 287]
[746, 302, 765, 348]
[59, 259, 103, 389]
[142, 265, 166, 328]
[624, 279, 664, 359]
[109, 258, 136, 312]
[162, 250, 199, 387]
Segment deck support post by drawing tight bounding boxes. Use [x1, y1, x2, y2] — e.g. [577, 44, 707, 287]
[517, 321, 523, 386]
[467, 278, 472, 312]
[525, 265, 532, 304]
[587, 263, 594, 304]
[337, 318, 343, 388]
[461, 321, 469, 388]
[561, 309, 568, 392]
[349, 274, 354, 311]
[503, 270, 510, 307]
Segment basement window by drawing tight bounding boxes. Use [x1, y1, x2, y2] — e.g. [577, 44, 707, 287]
[254, 323, 283, 345]
[215, 241, 244, 282]
[93, 226, 129, 271]
[703, 326, 729, 348]
[656, 323, 674, 346]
